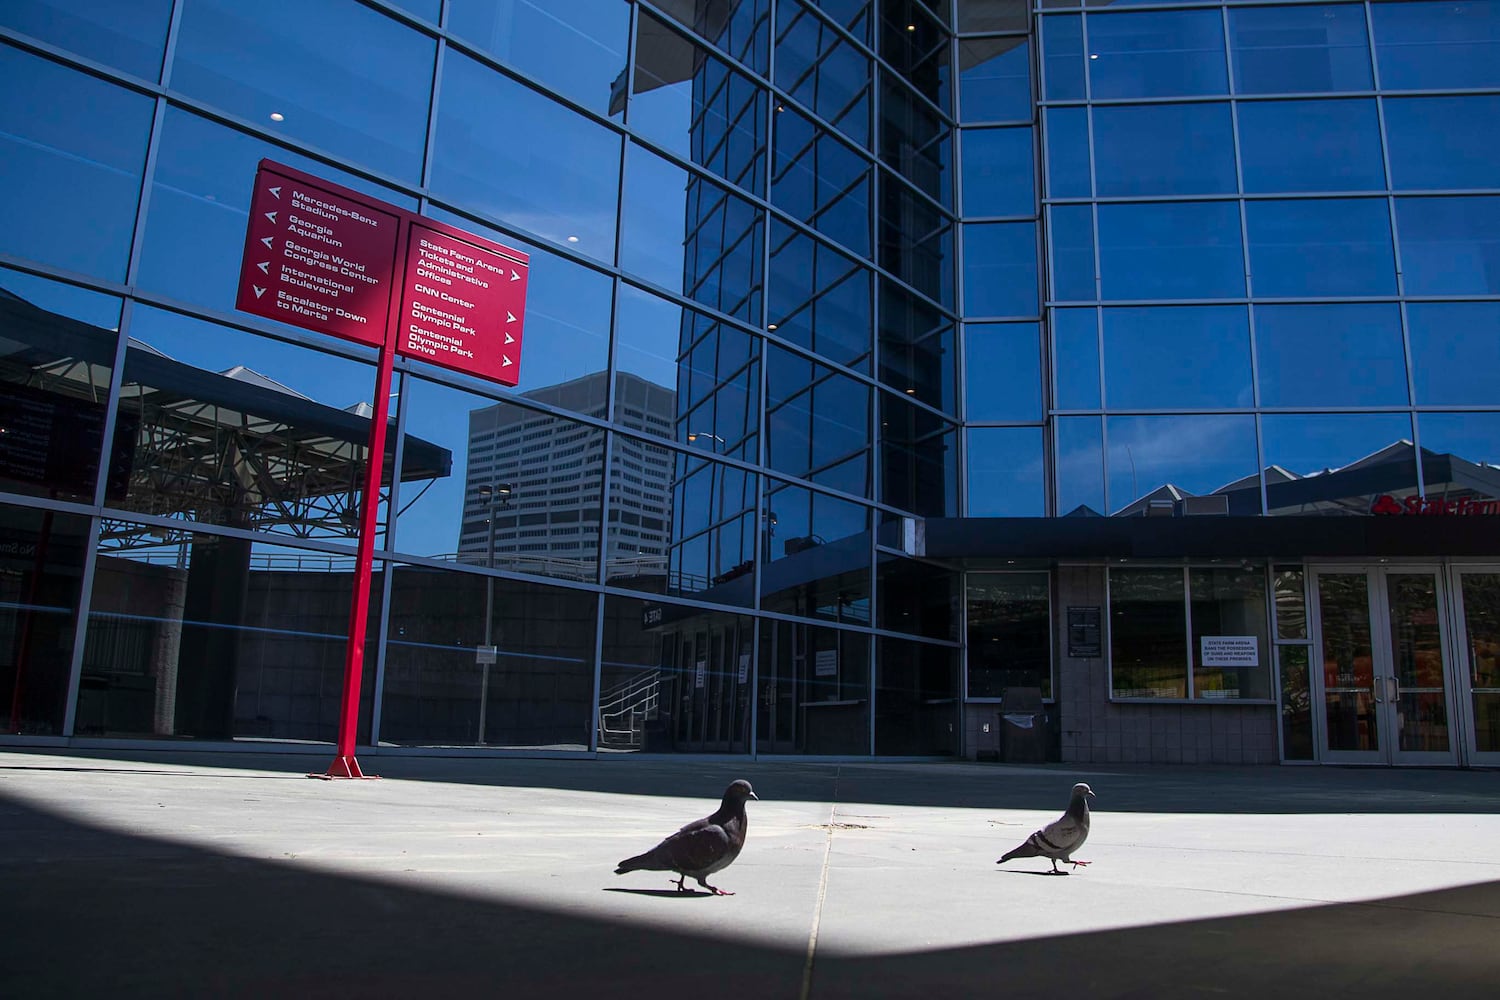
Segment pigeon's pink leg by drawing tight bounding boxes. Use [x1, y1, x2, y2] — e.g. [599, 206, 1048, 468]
[701, 881, 735, 896]
[1071, 860, 1091, 867]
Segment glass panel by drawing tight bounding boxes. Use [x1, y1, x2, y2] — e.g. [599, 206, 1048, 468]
[1, 505, 90, 735]
[963, 222, 1038, 318]
[1228, 4, 1372, 95]
[628, 10, 768, 194]
[879, 279, 956, 414]
[875, 636, 958, 754]
[1055, 416, 1105, 516]
[1049, 205, 1095, 302]
[617, 282, 761, 461]
[966, 323, 1041, 422]
[1274, 566, 1307, 640]
[776, 0, 872, 148]
[1052, 308, 1100, 409]
[758, 618, 870, 754]
[1087, 10, 1228, 100]
[1278, 644, 1314, 760]
[1386, 572, 1450, 754]
[420, 205, 614, 393]
[1460, 573, 1500, 754]
[958, 36, 1032, 122]
[1416, 412, 1500, 479]
[769, 221, 873, 373]
[1237, 99, 1385, 194]
[1097, 202, 1244, 301]
[657, 450, 757, 605]
[652, 0, 770, 74]
[432, 51, 621, 262]
[1318, 572, 1377, 753]
[81, 526, 377, 743]
[1255, 304, 1408, 407]
[879, 179, 954, 308]
[113, 306, 396, 544]
[880, 73, 952, 209]
[600, 427, 672, 592]
[1372, 1, 1500, 91]
[399, 377, 609, 583]
[1102, 306, 1253, 410]
[1041, 15, 1085, 101]
[1044, 107, 1091, 199]
[1396, 197, 1500, 297]
[0, 270, 122, 504]
[962, 127, 1034, 218]
[767, 344, 871, 497]
[967, 427, 1045, 516]
[381, 564, 596, 749]
[1110, 567, 1187, 699]
[1384, 96, 1500, 192]
[596, 594, 671, 752]
[773, 105, 871, 256]
[967, 573, 1051, 699]
[1190, 566, 1271, 700]
[172, 0, 434, 181]
[1093, 103, 1236, 197]
[449, 0, 629, 116]
[1261, 414, 1416, 517]
[760, 478, 871, 623]
[1407, 303, 1500, 407]
[0, 46, 153, 282]
[1106, 415, 1260, 516]
[958, 1, 1028, 34]
[808, 0, 869, 46]
[880, 393, 959, 517]
[136, 108, 418, 314]
[1246, 199, 1396, 297]
[1, 0, 172, 80]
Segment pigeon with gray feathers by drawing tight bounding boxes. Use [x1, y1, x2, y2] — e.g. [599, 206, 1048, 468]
[997, 782, 1095, 875]
[615, 779, 758, 895]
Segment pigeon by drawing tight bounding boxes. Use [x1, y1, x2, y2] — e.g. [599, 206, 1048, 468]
[997, 782, 1095, 875]
[615, 779, 758, 895]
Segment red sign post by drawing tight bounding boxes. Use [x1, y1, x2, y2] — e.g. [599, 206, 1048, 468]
[234, 160, 529, 779]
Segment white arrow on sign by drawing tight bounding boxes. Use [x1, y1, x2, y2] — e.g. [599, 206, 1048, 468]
[268, 186, 282, 199]
[253, 286, 266, 298]
[506, 311, 517, 323]
[256, 261, 269, 274]
[260, 236, 273, 250]
[264, 211, 278, 224]
[510, 270, 521, 281]
[502, 356, 514, 367]
[504, 332, 515, 345]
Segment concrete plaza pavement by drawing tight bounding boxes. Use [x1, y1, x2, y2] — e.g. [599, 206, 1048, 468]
[1, 747, 1497, 998]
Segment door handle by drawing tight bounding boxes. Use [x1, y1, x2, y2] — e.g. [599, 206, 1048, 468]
[1388, 676, 1401, 702]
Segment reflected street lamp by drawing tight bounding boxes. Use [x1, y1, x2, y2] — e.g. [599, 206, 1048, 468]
[475, 482, 513, 745]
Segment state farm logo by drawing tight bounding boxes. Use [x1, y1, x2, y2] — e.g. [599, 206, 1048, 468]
[1370, 494, 1500, 516]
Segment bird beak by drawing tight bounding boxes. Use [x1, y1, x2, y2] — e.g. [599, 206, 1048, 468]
[749, 792, 759, 800]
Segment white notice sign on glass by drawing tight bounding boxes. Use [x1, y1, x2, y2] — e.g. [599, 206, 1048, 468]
[814, 649, 837, 677]
[695, 659, 706, 688]
[738, 653, 750, 684]
[1200, 635, 1258, 667]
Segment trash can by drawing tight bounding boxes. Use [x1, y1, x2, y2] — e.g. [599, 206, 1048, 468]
[999, 686, 1046, 764]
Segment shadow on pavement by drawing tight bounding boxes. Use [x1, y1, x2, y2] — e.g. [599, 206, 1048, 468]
[2, 788, 1496, 999]
[1, 746, 1497, 814]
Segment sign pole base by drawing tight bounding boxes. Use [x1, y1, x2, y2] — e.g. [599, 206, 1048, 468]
[308, 755, 378, 780]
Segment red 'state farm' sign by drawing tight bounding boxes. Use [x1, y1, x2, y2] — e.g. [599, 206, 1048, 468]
[235, 160, 529, 385]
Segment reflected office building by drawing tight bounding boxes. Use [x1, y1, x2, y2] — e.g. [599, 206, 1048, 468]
[3, 1, 1499, 767]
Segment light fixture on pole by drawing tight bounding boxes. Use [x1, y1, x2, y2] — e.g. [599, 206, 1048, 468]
[475, 481, 513, 745]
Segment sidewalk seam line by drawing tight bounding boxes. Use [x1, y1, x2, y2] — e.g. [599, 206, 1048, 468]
[800, 765, 837, 1000]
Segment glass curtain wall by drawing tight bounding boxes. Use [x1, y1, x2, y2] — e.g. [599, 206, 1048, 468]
[1034, 0, 1500, 519]
[0, 0, 964, 754]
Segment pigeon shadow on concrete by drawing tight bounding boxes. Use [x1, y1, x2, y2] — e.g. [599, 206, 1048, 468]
[601, 886, 715, 898]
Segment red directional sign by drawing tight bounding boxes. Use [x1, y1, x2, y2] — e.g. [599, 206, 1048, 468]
[235, 164, 402, 348]
[397, 222, 530, 386]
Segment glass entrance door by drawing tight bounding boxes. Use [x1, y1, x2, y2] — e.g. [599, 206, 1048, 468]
[1453, 569, 1500, 767]
[1311, 567, 1458, 765]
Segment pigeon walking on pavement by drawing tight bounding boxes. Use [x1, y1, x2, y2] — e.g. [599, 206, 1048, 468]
[997, 782, 1095, 875]
[615, 779, 758, 895]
